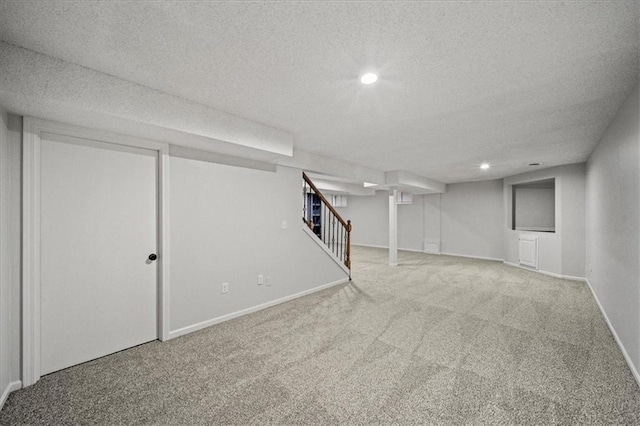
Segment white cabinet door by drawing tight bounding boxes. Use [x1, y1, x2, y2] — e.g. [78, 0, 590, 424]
[519, 234, 539, 269]
[40, 133, 158, 375]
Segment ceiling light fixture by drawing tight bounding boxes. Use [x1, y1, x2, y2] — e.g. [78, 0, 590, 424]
[480, 163, 490, 170]
[363, 182, 378, 187]
[528, 162, 541, 166]
[360, 73, 378, 85]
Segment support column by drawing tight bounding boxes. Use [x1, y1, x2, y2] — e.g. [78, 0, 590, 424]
[389, 189, 398, 266]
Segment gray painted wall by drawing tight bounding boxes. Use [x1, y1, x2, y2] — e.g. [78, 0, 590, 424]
[586, 84, 639, 376]
[560, 164, 586, 278]
[344, 180, 503, 260]
[440, 180, 504, 259]
[339, 192, 388, 248]
[169, 158, 347, 333]
[339, 192, 424, 252]
[423, 194, 441, 254]
[344, 169, 584, 278]
[398, 195, 425, 252]
[514, 187, 555, 230]
[503, 163, 585, 278]
[0, 111, 22, 404]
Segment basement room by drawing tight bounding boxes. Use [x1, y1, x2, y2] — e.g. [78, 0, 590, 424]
[0, 1, 638, 424]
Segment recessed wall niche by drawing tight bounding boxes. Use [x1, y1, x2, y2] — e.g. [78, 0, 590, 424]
[511, 178, 555, 232]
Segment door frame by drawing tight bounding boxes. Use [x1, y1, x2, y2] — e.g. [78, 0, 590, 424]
[22, 117, 171, 386]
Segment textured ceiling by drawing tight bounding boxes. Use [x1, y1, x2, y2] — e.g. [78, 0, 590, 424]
[0, 1, 638, 183]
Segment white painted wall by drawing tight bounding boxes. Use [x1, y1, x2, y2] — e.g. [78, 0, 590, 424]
[398, 195, 424, 252]
[586, 84, 639, 378]
[344, 171, 584, 274]
[339, 192, 388, 248]
[423, 194, 441, 254]
[344, 180, 503, 259]
[514, 187, 555, 230]
[440, 180, 504, 260]
[0, 110, 22, 407]
[560, 165, 586, 278]
[340, 192, 424, 252]
[169, 158, 348, 334]
[504, 163, 585, 278]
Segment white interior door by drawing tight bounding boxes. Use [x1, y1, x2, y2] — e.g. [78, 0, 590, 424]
[40, 132, 158, 375]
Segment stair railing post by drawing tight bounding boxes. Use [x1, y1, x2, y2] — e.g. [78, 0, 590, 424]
[346, 220, 351, 271]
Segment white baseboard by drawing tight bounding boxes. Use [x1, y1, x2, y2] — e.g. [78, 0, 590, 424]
[503, 261, 586, 282]
[168, 277, 350, 340]
[441, 252, 503, 262]
[423, 249, 441, 255]
[543, 271, 585, 282]
[423, 240, 440, 254]
[352, 243, 424, 253]
[352, 243, 387, 250]
[353, 244, 502, 261]
[585, 278, 640, 388]
[1, 381, 22, 411]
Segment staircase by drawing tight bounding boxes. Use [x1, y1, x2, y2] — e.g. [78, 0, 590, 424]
[302, 172, 352, 273]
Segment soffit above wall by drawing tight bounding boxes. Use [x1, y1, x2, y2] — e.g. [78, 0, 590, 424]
[310, 179, 376, 196]
[378, 170, 446, 194]
[305, 170, 446, 195]
[0, 42, 294, 162]
[514, 178, 556, 190]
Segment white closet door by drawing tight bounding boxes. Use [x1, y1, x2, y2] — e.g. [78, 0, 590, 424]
[40, 132, 158, 375]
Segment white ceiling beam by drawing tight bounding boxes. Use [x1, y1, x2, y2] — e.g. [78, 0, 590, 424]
[382, 170, 446, 194]
[280, 148, 386, 185]
[312, 179, 376, 196]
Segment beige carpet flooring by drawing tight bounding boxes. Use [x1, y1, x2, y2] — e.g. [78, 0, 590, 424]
[2, 246, 640, 425]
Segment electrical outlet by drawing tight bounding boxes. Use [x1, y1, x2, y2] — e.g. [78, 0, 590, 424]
[221, 282, 229, 294]
[257, 275, 264, 285]
[266, 276, 272, 287]
[281, 220, 287, 229]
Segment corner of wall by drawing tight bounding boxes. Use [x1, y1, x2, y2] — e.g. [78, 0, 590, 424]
[585, 83, 640, 384]
[0, 110, 24, 409]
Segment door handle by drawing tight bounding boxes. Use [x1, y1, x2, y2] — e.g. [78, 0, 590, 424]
[148, 253, 158, 261]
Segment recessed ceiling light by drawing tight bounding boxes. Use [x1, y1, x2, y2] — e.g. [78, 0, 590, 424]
[480, 163, 490, 170]
[360, 73, 378, 85]
[528, 162, 541, 166]
[363, 182, 378, 187]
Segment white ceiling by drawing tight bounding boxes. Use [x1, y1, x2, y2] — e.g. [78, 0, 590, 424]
[0, 1, 637, 183]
